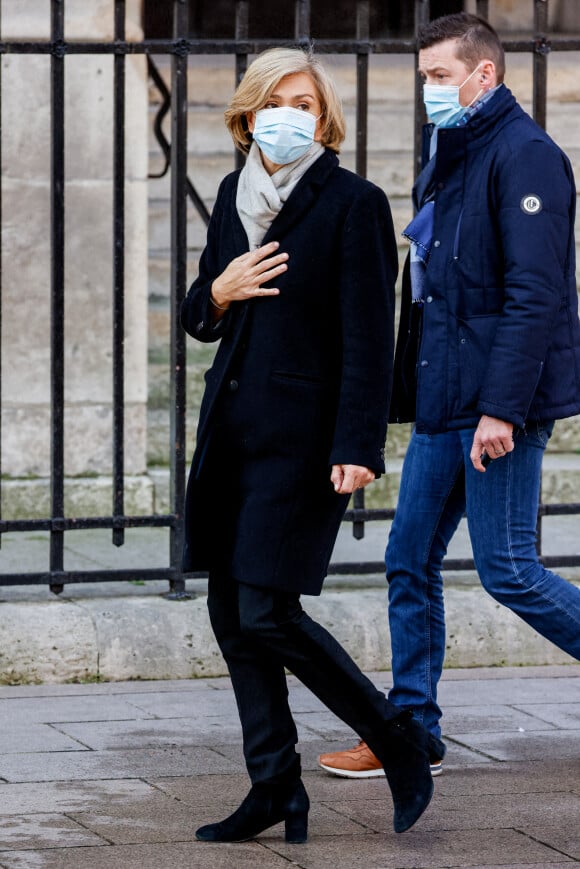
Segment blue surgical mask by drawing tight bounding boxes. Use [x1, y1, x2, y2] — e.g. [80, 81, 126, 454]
[423, 65, 483, 128]
[252, 106, 318, 165]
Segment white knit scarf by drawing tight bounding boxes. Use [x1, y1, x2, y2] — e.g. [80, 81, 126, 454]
[236, 140, 324, 250]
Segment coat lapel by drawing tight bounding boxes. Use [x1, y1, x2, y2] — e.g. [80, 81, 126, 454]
[261, 149, 339, 245]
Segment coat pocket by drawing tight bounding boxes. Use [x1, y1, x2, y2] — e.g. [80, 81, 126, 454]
[271, 370, 326, 387]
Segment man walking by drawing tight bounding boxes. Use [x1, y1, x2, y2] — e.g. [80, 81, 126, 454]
[320, 12, 580, 780]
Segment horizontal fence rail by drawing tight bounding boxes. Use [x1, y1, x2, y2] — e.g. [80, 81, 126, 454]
[0, 0, 579, 593]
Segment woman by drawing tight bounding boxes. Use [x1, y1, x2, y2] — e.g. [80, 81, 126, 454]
[181, 47, 445, 844]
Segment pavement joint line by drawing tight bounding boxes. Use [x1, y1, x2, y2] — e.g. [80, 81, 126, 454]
[514, 827, 579, 862]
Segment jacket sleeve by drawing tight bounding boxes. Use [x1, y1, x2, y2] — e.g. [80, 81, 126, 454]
[477, 138, 576, 427]
[180, 176, 234, 344]
[329, 184, 398, 475]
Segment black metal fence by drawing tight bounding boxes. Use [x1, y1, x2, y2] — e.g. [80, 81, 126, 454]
[0, 0, 579, 594]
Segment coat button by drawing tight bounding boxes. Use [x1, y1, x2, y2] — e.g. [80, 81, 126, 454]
[228, 379, 239, 391]
[420, 360, 429, 368]
[426, 295, 433, 303]
[433, 240, 441, 248]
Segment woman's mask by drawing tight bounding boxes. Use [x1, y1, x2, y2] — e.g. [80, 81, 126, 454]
[252, 106, 319, 165]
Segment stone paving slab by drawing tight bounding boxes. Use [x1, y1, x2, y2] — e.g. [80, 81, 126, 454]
[0, 843, 292, 869]
[54, 716, 248, 751]
[432, 758, 580, 796]
[513, 701, 580, 729]
[449, 729, 580, 762]
[263, 829, 575, 868]
[435, 675, 580, 705]
[0, 781, 159, 817]
[347, 789, 580, 833]
[0, 695, 158, 726]
[1, 726, 88, 755]
[0, 746, 242, 784]
[517, 826, 580, 862]
[420, 702, 560, 734]
[0, 814, 106, 853]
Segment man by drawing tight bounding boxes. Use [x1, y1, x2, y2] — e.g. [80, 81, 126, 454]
[319, 12, 580, 780]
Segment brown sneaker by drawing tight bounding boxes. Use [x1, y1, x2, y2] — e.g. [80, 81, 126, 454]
[319, 740, 384, 778]
[319, 740, 444, 778]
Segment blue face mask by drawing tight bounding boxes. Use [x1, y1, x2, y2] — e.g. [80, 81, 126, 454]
[252, 106, 318, 165]
[423, 65, 483, 128]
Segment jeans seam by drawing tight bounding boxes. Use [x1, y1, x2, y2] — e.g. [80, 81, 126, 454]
[420, 453, 464, 706]
[503, 445, 579, 631]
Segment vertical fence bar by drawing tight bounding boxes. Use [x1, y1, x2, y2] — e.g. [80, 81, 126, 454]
[168, 0, 189, 595]
[295, 0, 310, 43]
[355, 0, 369, 179]
[413, 0, 430, 182]
[235, 0, 249, 171]
[112, 0, 126, 546]
[50, 0, 66, 593]
[533, 0, 549, 552]
[476, 0, 490, 18]
[0, 0, 3, 548]
[351, 0, 370, 540]
[533, 0, 549, 129]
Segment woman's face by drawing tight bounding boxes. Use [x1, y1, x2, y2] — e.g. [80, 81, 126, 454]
[247, 72, 323, 141]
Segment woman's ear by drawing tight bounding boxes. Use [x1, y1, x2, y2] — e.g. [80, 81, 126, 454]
[246, 111, 256, 134]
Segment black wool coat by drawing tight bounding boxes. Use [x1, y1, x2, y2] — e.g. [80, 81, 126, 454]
[181, 149, 397, 595]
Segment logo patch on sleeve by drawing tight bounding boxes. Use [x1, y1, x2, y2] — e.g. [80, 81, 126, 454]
[520, 194, 542, 215]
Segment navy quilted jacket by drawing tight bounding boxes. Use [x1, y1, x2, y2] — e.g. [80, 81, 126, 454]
[391, 84, 580, 432]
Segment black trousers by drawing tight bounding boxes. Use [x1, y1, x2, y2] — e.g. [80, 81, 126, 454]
[207, 571, 401, 784]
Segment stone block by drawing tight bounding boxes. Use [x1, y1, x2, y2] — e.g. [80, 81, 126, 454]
[2, 0, 143, 41]
[0, 601, 98, 685]
[1, 474, 154, 521]
[84, 596, 226, 681]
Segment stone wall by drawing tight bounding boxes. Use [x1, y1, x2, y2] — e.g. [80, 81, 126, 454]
[1, 0, 148, 491]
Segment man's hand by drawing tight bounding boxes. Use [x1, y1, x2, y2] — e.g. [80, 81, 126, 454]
[330, 464, 375, 494]
[470, 415, 514, 472]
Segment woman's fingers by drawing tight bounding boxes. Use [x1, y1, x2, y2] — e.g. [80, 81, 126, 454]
[216, 242, 288, 303]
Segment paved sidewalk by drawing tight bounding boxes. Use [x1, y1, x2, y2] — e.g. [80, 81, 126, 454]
[0, 665, 578, 868]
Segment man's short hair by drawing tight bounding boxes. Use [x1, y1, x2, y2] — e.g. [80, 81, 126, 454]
[418, 12, 505, 82]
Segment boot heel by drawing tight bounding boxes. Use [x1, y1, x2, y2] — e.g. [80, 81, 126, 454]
[285, 811, 308, 843]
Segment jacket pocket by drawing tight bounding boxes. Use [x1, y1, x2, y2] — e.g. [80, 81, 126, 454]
[457, 313, 500, 411]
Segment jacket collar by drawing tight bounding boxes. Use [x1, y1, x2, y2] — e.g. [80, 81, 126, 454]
[463, 84, 520, 145]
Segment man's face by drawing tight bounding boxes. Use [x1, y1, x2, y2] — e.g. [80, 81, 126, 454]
[418, 38, 486, 107]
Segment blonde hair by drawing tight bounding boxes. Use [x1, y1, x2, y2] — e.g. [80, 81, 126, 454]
[225, 47, 346, 154]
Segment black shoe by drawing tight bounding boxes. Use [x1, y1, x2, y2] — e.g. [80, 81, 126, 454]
[195, 778, 310, 844]
[377, 712, 446, 833]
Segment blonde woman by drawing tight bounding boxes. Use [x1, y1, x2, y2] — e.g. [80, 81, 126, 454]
[181, 47, 445, 844]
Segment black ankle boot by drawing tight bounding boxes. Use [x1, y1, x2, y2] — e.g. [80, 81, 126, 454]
[376, 711, 446, 834]
[195, 777, 310, 844]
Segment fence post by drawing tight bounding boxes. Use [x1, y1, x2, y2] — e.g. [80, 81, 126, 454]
[50, 0, 66, 595]
[533, 0, 550, 129]
[168, 0, 189, 597]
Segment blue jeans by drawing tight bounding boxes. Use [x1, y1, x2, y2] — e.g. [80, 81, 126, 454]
[386, 423, 580, 739]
